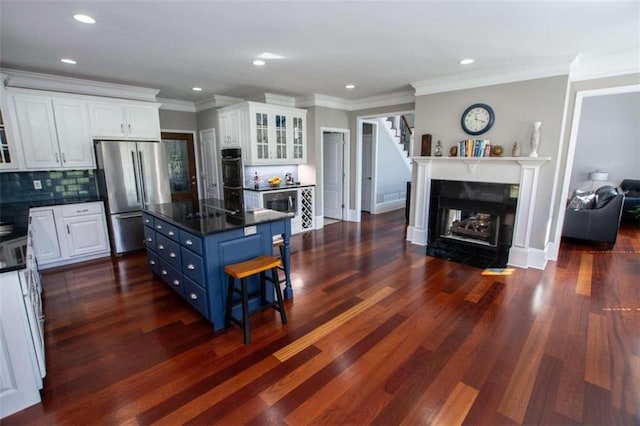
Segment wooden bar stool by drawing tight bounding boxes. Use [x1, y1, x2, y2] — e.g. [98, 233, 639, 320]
[224, 255, 288, 344]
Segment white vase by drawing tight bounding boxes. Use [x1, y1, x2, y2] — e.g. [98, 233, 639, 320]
[529, 121, 542, 158]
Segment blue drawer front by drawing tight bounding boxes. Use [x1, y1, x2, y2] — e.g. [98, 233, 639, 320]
[156, 234, 182, 269]
[180, 229, 203, 255]
[181, 248, 204, 285]
[142, 212, 154, 228]
[143, 226, 156, 250]
[154, 219, 180, 242]
[158, 259, 185, 297]
[184, 276, 208, 318]
[146, 249, 160, 275]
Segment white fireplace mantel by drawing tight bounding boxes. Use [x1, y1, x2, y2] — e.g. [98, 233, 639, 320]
[406, 156, 551, 269]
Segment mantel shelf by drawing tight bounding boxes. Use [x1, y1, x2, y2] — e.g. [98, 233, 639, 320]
[413, 156, 551, 174]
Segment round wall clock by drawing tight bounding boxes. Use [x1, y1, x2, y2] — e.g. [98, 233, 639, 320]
[461, 103, 495, 135]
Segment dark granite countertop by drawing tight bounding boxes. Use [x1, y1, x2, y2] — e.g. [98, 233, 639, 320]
[145, 198, 293, 236]
[243, 183, 315, 192]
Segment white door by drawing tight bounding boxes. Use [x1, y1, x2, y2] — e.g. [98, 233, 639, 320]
[14, 95, 61, 169]
[52, 98, 94, 168]
[323, 132, 344, 220]
[199, 128, 220, 199]
[361, 123, 374, 212]
[63, 215, 109, 257]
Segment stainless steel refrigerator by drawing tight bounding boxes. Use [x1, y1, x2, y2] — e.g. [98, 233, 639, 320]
[95, 140, 171, 255]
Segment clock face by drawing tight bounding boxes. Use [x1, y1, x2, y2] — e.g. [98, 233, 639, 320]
[461, 103, 495, 135]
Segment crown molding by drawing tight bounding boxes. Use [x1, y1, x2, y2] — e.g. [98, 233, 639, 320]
[349, 90, 415, 111]
[157, 97, 197, 112]
[296, 94, 351, 110]
[195, 94, 244, 112]
[569, 49, 640, 82]
[410, 58, 573, 96]
[0, 68, 160, 102]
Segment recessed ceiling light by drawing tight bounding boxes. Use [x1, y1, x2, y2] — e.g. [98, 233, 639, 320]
[192, 87, 203, 92]
[253, 59, 266, 66]
[60, 58, 77, 65]
[345, 84, 355, 89]
[257, 52, 284, 60]
[460, 58, 475, 65]
[73, 14, 96, 24]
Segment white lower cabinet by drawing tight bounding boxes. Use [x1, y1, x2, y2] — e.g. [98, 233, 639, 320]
[29, 202, 110, 269]
[243, 187, 315, 234]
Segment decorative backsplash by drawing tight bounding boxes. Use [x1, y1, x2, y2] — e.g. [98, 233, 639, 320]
[245, 165, 299, 187]
[0, 170, 98, 227]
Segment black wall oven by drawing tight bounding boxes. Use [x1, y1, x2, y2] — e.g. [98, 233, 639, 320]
[221, 148, 243, 212]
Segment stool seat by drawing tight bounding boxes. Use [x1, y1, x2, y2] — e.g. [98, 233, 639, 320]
[224, 255, 282, 279]
[224, 255, 287, 344]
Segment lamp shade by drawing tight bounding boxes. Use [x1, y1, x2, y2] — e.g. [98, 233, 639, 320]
[588, 171, 609, 182]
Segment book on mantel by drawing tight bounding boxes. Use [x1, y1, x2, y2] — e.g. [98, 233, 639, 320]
[458, 139, 491, 157]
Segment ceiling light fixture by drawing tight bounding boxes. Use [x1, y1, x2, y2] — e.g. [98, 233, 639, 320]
[73, 14, 96, 24]
[253, 59, 266, 66]
[460, 58, 475, 65]
[60, 58, 77, 65]
[192, 87, 203, 92]
[345, 84, 355, 89]
[257, 52, 284, 60]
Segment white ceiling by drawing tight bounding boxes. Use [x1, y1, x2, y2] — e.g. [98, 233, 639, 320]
[1, 1, 638, 103]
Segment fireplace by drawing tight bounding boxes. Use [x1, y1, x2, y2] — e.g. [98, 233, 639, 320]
[427, 180, 518, 268]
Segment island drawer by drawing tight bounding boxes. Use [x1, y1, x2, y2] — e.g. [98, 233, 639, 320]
[158, 259, 185, 297]
[184, 277, 208, 318]
[181, 249, 204, 285]
[142, 212, 155, 228]
[154, 219, 180, 242]
[60, 202, 103, 217]
[146, 250, 160, 276]
[156, 234, 181, 269]
[143, 226, 156, 250]
[180, 230, 202, 255]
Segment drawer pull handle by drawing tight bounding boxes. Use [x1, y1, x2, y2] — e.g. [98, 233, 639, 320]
[173, 279, 180, 286]
[169, 252, 176, 258]
[187, 264, 195, 270]
[168, 231, 175, 236]
[149, 260, 155, 265]
[190, 293, 197, 300]
[158, 245, 164, 250]
[77, 208, 89, 213]
[161, 269, 167, 276]
[185, 239, 193, 246]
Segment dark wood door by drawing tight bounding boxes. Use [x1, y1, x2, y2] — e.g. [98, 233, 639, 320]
[161, 132, 198, 202]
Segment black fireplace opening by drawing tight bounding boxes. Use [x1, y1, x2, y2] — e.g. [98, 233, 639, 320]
[427, 180, 519, 269]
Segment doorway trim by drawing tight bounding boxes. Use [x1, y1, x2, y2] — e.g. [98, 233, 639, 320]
[361, 120, 378, 214]
[320, 127, 350, 226]
[548, 83, 640, 260]
[161, 129, 202, 198]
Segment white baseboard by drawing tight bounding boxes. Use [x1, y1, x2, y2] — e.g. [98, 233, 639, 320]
[39, 251, 111, 270]
[373, 199, 405, 214]
[508, 246, 548, 270]
[406, 226, 428, 246]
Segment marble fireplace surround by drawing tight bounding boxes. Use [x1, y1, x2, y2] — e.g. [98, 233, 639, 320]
[406, 156, 551, 269]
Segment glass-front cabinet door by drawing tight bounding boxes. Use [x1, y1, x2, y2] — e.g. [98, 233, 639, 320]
[275, 114, 287, 160]
[0, 86, 22, 171]
[292, 116, 304, 161]
[255, 112, 269, 160]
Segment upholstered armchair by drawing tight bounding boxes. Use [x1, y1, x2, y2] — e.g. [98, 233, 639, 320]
[620, 179, 640, 222]
[562, 186, 625, 249]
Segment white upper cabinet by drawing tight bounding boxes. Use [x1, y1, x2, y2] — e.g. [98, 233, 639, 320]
[218, 101, 307, 165]
[0, 85, 24, 171]
[89, 102, 160, 140]
[13, 92, 94, 170]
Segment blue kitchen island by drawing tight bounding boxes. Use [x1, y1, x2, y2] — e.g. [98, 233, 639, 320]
[143, 199, 292, 331]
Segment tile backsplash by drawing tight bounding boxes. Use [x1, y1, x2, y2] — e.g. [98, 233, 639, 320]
[245, 165, 299, 187]
[0, 169, 98, 227]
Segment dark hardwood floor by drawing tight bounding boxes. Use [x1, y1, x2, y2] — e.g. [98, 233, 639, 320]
[4, 211, 640, 425]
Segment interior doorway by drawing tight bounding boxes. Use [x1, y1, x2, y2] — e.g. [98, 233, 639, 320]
[161, 131, 198, 203]
[322, 129, 349, 222]
[361, 121, 376, 213]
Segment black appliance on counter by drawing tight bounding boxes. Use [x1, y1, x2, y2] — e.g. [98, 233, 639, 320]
[221, 148, 243, 212]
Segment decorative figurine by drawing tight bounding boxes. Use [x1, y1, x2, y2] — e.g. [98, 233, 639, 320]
[512, 141, 520, 157]
[434, 140, 443, 157]
[529, 121, 541, 157]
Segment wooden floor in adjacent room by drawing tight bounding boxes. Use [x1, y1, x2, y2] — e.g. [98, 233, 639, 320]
[4, 210, 640, 425]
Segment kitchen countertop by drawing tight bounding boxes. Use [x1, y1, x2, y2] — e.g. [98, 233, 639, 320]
[145, 198, 293, 236]
[243, 183, 315, 192]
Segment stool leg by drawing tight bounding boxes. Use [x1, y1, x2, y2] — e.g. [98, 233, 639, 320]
[272, 267, 287, 324]
[278, 244, 291, 300]
[225, 275, 235, 328]
[260, 271, 267, 305]
[241, 278, 250, 344]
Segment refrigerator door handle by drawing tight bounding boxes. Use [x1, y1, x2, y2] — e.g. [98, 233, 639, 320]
[131, 151, 142, 204]
[138, 151, 148, 205]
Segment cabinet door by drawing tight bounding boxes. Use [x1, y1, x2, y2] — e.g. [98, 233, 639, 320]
[13, 95, 61, 169]
[52, 98, 94, 168]
[274, 113, 288, 161]
[291, 114, 306, 163]
[29, 209, 62, 263]
[219, 111, 240, 148]
[254, 111, 270, 162]
[62, 214, 109, 257]
[0, 87, 24, 171]
[125, 105, 160, 140]
[88, 103, 126, 138]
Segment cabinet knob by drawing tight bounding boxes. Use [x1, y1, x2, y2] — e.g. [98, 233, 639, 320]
[190, 293, 197, 300]
[173, 279, 180, 286]
[185, 239, 193, 246]
[169, 252, 176, 258]
[168, 231, 175, 236]
[144, 219, 150, 223]
[149, 260, 155, 265]
[158, 244, 164, 250]
[147, 237, 152, 242]
[187, 264, 195, 270]
[156, 225, 162, 229]
[161, 269, 167, 276]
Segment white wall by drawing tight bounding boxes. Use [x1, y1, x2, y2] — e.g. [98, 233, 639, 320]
[568, 92, 640, 190]
[374, 118, 411, 205]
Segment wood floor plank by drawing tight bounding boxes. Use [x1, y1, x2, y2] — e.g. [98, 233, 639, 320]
[585, 312, 611, 390]
[430, 381, 479, 426]
[576, 252, 593, 296]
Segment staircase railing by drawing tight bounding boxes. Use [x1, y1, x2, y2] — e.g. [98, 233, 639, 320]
[400, 115, 413, 155]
